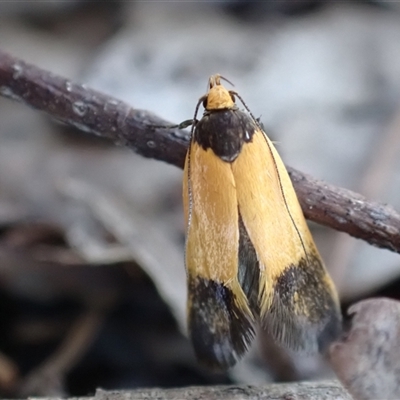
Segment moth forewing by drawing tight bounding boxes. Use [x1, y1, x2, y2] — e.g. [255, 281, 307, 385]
[232, 126, 341, 352]
[183, 141, 255, 370]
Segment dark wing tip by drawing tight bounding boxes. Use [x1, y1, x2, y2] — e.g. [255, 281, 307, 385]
[188, 277, 255, 370]
[316, 306, 343, 352]
[265, 296, 342, 354]
[263, 258, 342, 353]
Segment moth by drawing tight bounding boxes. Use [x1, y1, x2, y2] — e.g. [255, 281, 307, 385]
[182, 75, 342, 370]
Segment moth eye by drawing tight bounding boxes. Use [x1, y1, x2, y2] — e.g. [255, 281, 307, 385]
[230, 93, 236, 103]
[203, 98, 207, 108]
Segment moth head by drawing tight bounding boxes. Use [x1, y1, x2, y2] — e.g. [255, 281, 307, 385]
[204, 74, 236, 111]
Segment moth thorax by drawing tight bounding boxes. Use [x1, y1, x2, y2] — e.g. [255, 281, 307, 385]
[206, 85, 235, 111]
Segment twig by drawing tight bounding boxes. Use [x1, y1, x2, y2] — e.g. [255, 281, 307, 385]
[0, 50, 399, 253]
[60, 178, 187, 331]
[23, 381, 351, 400]
[18, 311, 104, 397]
[94, 381, 351, 400]
[329, 104, 400, 287]
[330, 298, 400, 400]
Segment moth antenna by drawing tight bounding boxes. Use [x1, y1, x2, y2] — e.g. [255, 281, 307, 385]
[219, 75, 235, 87]
[231, 91, 263, 131]
[207, 74, 235, 90]
[190, 95, 206, 139]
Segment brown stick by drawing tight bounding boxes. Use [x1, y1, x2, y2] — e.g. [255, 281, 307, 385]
[0, 50, 399, 253]
[18, 311, 105, 397]
[95, 382, 352, 400]
[5, 381, 353, 400]
[330, 298, 400, 400]
[24, 381, 349, 400]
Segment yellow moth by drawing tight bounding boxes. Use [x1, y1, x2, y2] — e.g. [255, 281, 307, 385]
[182, 75, 342, 369]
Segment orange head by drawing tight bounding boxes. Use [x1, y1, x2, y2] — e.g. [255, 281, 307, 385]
[204, 75, 235, 111]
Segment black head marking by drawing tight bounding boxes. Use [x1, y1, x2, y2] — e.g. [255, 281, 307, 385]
[194, 109, 257, 163]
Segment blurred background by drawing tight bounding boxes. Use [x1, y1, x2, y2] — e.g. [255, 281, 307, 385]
[1, 0, 400, 397]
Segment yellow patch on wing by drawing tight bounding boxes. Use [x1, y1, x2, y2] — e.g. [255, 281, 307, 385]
[231, 128, 337, 315]
[183, 142, 250, 313]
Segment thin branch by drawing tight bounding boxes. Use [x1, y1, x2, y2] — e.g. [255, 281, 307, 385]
[21, 381, 350, 400]
[6, 381, 353, 400]
[60, 178, 187, 330]
[0, 50, 399, 253]
[329, 103, 400, 286]
[0, 50, 188, 168]
[93, 381, 352, 400]
[18, 311, 105, 397]
[330, 298, 400, 400]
